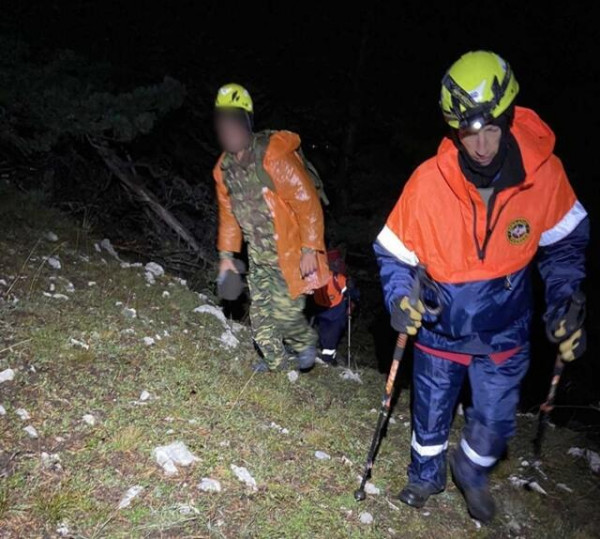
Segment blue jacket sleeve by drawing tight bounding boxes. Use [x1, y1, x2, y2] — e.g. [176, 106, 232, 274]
[373, 240, 416, 313]
[536, 216, 589, 324]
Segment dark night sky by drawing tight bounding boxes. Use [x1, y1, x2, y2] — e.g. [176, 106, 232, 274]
[4, 2, 598, 155]
[2, 1, 598, 197]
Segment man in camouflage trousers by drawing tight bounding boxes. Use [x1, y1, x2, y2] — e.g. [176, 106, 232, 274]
[212, 83, 329, 372]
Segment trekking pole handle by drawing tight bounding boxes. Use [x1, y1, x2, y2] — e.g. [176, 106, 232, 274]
[547, 290, 586, 343]
[409, 265, 425, 307]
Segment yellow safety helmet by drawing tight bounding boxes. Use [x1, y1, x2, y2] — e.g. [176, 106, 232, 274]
[215, 83, 253, 114]
[440, 51, 519, 131]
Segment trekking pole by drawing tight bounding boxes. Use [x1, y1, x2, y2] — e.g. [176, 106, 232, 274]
[533, 291, 586, 458]
[347, 297, 352, 370]
[354, 265, 427, 502]
[533, 353, 564, 458]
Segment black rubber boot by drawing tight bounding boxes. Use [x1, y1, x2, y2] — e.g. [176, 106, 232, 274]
[252, 357, 296, 373]
[398, 482, 443, 509]
[449, 449, 496, 523]
[297, 345, 317, 371]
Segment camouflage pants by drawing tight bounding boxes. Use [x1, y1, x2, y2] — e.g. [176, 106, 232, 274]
[247, 263, 316, 368]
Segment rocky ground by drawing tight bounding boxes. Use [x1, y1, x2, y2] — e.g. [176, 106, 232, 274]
[1, 184, 599, 538]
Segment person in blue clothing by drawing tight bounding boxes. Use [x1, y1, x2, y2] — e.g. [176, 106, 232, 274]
[313, 249, 359, 366]
[374, 51, 589, 522]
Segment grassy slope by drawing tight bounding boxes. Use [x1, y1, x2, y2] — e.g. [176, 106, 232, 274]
[1, 185, 599, 538]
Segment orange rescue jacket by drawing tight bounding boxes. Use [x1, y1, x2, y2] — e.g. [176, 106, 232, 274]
[213, 130, 329, 298]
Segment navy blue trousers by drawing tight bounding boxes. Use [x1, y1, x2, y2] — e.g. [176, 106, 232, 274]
[409, 344, 530, 490]
[315, 299, 348, 359]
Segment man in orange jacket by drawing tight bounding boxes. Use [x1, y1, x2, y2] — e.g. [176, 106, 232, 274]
[213, 83, 329, 372]
[374, 52, 588, 522]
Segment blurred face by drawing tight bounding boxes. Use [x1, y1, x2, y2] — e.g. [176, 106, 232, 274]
[215, 110, 251, 154]
[457, 124, 502, 167]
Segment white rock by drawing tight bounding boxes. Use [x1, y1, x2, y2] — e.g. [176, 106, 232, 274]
[121, 328, 135, 335]
[315, 451, 331, 460]
[41, 452, 63, 472]
[140, 390, 151, 401]
[49, 283, 56, 292]
[359, 512, 374, 524]
[16, 408, 31, 421]
[46, 256, 61, 270]
[340, 368, 362, 384]
[70, 338, 89, 350]
[0, 404, 6, 415]
[341, 456, 353, 466]
[162, 291, 170, 298]
[193, 304, 228, 325]
[508, 475, 527, 488]
[508, 475, 547, 495]
[198, 478, 222, 493]
[220, 330, 239, 349]
[117, 485, 144, 509]
[56, 522, 70, 537]
[456, 403, 465, 416]
[527, 481, 547, 495]
[364, 482, 380, 495]
[100, 238, 120, 260]
[145, 262, 165, 278]
[175, 277, 187, 287]
[287, 370, 299, 383]
[122, 307, 137, 319]
[24, 425, 38, 438]
[403, 422, 411, 428]
[88, 281, 97, 287]
[568, 447, 600, 473]
[520, 460, 530, 467]
[230, 464, 258, 491]
[178, 504, 200, 515]
[94, 243, 102, 253]
[388, 417, 397, 425]
[153, 442, 200, 476]
[144, 272, 156, 285]
[0, 279, 8, 286]
[82, 414, 96, 426]
[43, 292, 69, 300]
[0, 368, 15, 383]
[143, 337, 155, 346]
[269, 422, 289, 435]
[64, 281, 75, 293]
[556, 483, 573, 493]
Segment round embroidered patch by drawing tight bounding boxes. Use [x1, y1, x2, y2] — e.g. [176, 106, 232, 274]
[507, 218, 531, 245]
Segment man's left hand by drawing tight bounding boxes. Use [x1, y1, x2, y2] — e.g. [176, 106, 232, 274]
[300, 251, 318, 278]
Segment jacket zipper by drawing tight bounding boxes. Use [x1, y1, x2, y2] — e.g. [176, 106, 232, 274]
[470, 190, 520, 262]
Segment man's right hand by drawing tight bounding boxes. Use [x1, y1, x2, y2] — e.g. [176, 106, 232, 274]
[391, 296, 425, 335]
[219, 257, 239, 278]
